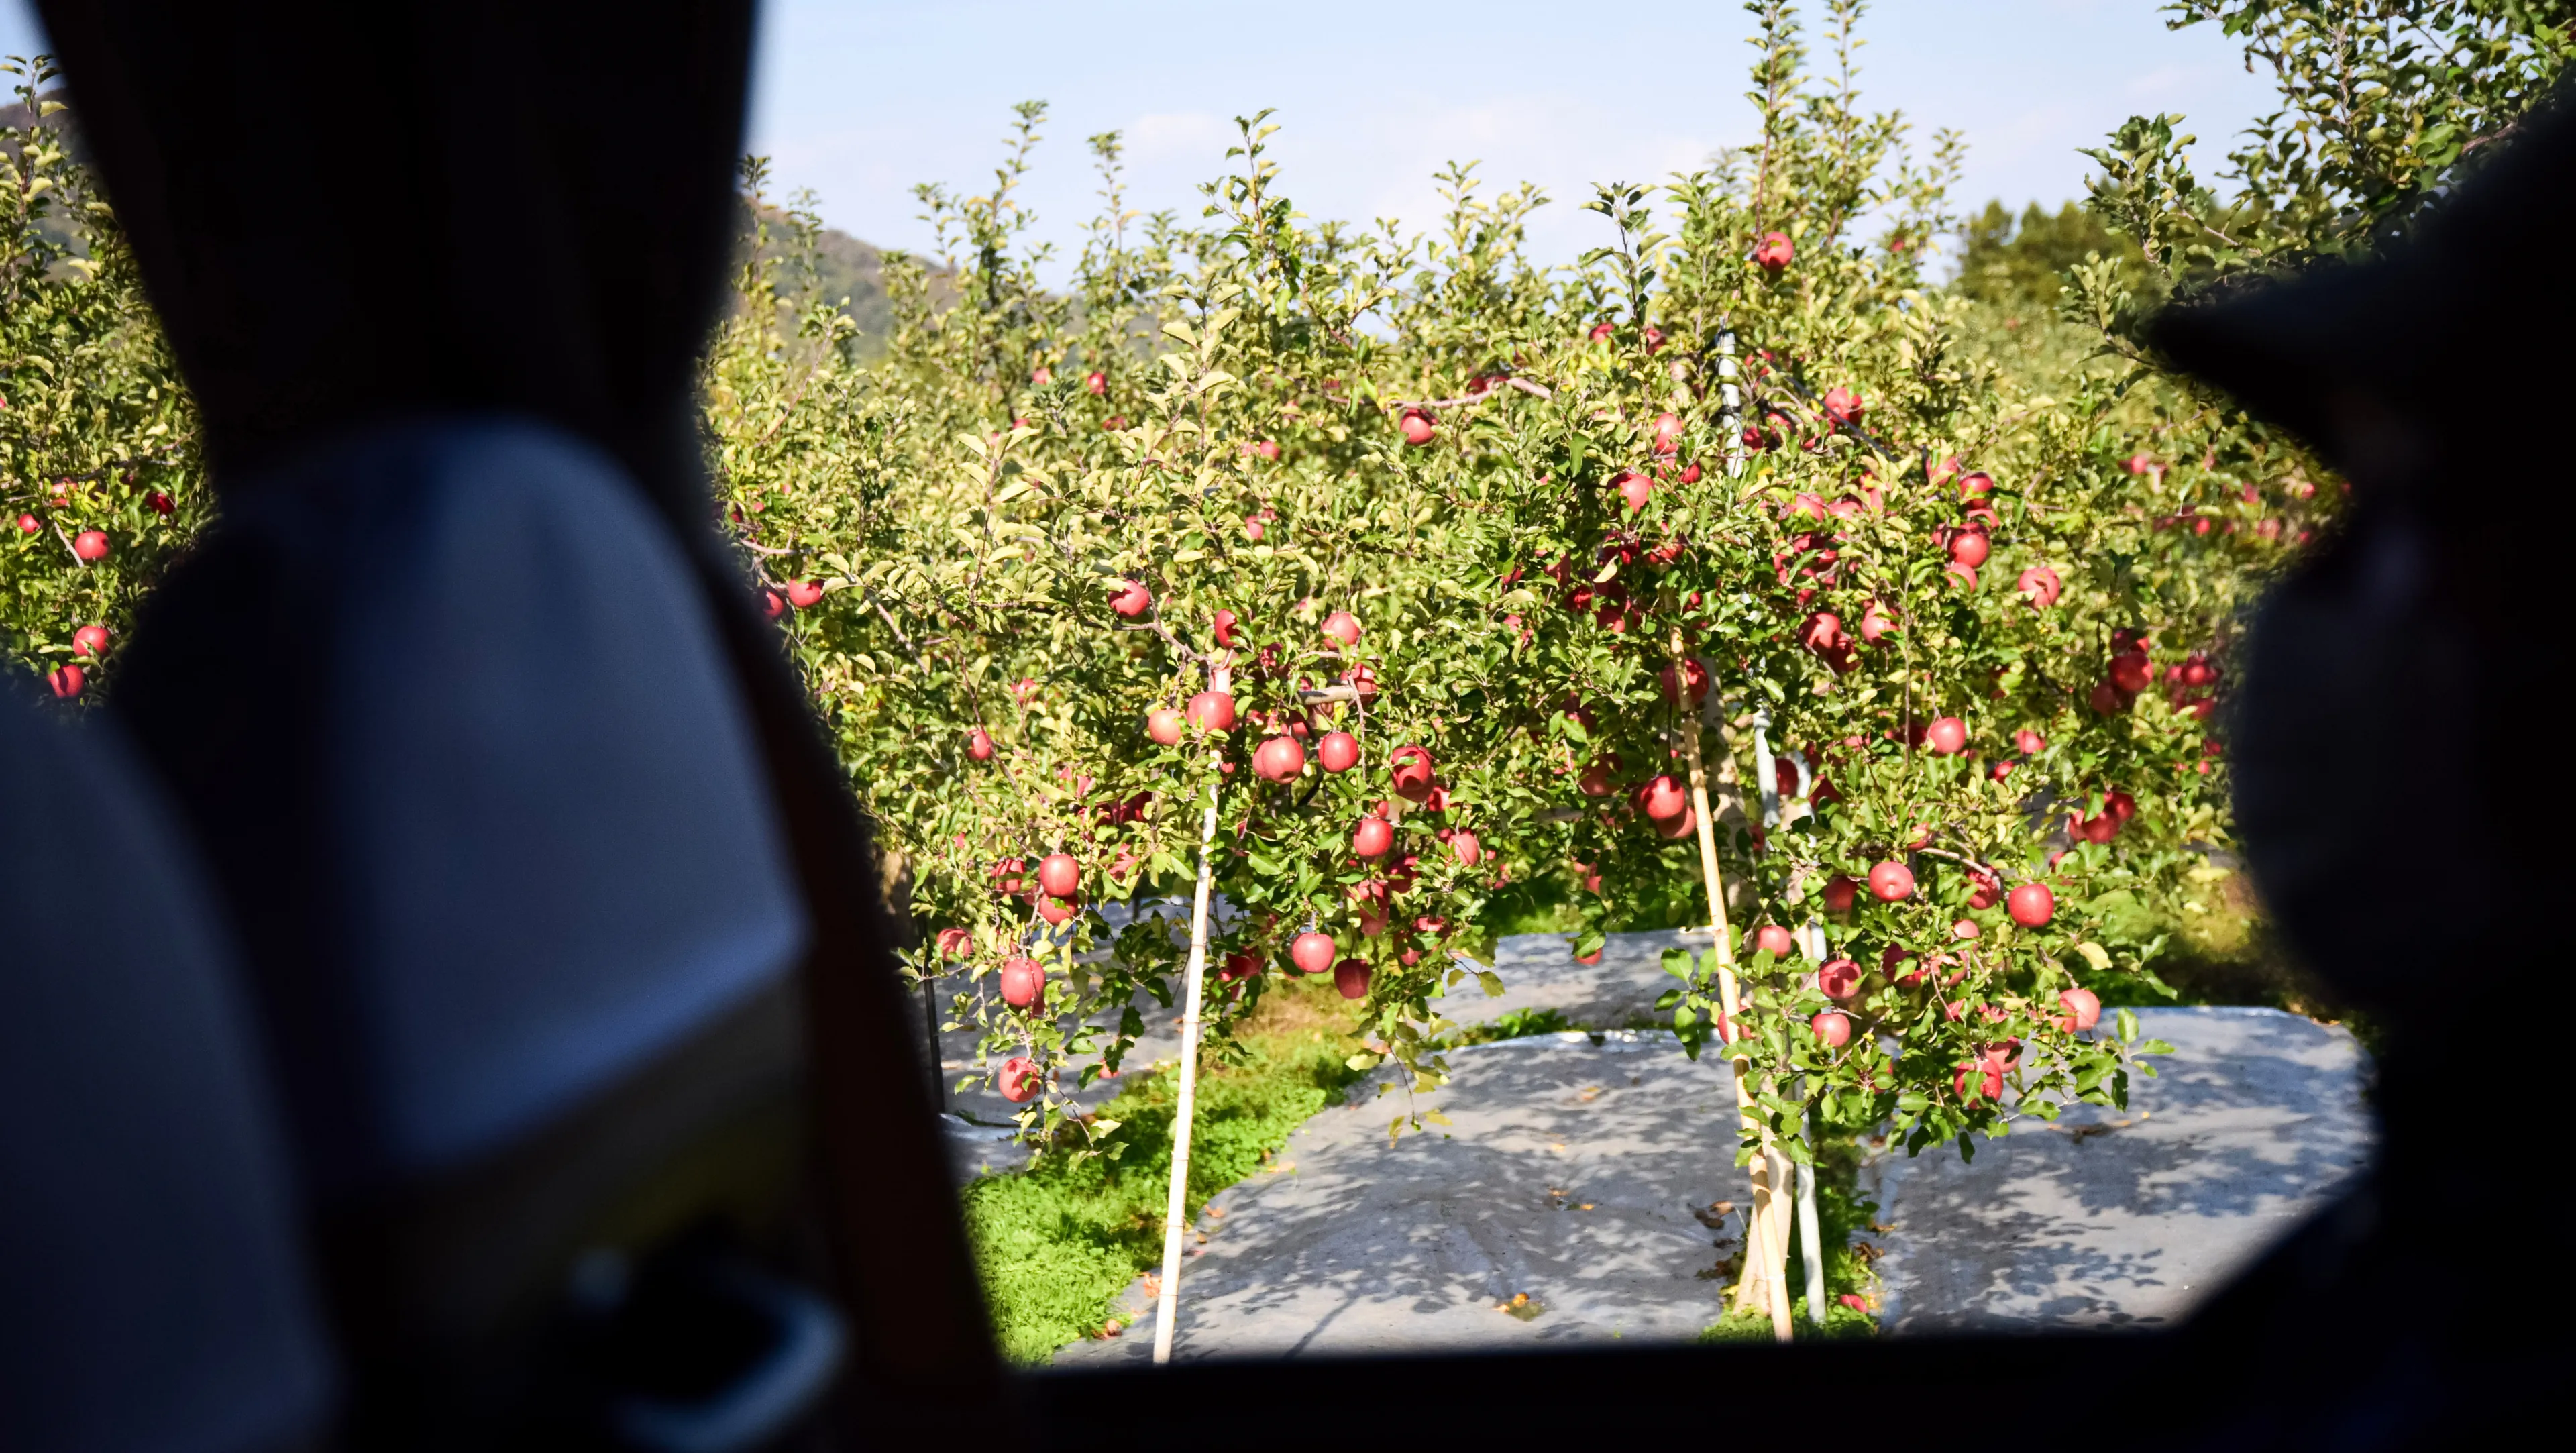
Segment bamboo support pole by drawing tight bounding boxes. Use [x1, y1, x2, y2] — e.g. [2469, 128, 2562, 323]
[1151, 667, 1229, 1366]
[1676, 633, 1792, 1342]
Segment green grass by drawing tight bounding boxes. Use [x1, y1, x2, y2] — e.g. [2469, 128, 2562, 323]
[960, 979, 1372, 1362]
[1698, 1133, 1887, 1342]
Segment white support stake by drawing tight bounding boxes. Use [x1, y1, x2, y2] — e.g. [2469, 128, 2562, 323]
[1151, 666, 1229, 1366]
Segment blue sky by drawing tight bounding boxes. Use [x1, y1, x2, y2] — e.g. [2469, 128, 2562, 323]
[5, 1, 2278, 276]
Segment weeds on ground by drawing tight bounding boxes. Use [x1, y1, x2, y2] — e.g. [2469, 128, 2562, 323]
[959, 977, 1371, 1362]
[1698, 1133, 1885, 1342]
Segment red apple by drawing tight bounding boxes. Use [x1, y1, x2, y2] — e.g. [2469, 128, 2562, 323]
[1353, 816, 1394, 857]
[2016, 565, 2062, 608]
[967, 727, 996, 761]
[998, 1056, 1042, 1102]
[1104, 414, 1127, 430]
[1253, 735, 1307, 782]
[1220, 950, 1263, 983]
[1754, 231, 1794, 270]
[1652, 411, 1684, 454]
[762, 590, 785, 619]
[1252, 439, 1281, 460]
[1945, 561, 1979, 590]
[1038, 897, 1079, 926]
[2012, 728, 2047, 756]
[2108, 649, 2155, 694]
[991, 857, 1028, 896]
[1291, 932, 1338, 975]
[49, 665, 84, 699]
[1640, 774, 1688, 821]
[1037, 853, 1080, 900]
[2105, 789, 2137, 822]
[999, 957, 1045, 1008]
[72, 529, 109, 561]
[72, 625, 109, 659]
[1823, 874, 1858, 914]
[1334, 957, 1374, 1000]
[1925, 716, 1968, 755]
[1654, 805, 1697, 840]
[1578, 761, 1614, 797]
[936, 927, 973, 959]
[15, 513, 38, 534]
[2088, 681, 2131, 715]
[1947, 529, 1990, 568]
[1823, 387, 1863, 425]
[1951, 918, 1981, 941]
[1322, 610, 1362, 647]
[1859, 601, 1898, 643]
[1390, 745, 1437, 800]
[1318, 731, 1360, 773]
[1147, 707, 1186, 745]
[146, 490, 175, 516]
[1400, 407, 1436, 445]
[1811, 1011, 1852, 1048]
[1658, 659, 1710, 704]
[1110, 579, 1154, 618]
[1450, 830, 1483, 867]
[1186, 691, 1237, 732]
[2059, 987, 2102, 1031]
[1868, 861, 1915, 902]
[787, 578, 825, 608]
[1752, 924, 1798, 958]
[2008, 883, 2055, 927]
[1212, 608, 1241, 648]
[1801, 611, 1849, 653]
[1817, 958, 1862, 1000]
[1086, 370, 1108, 395]
[1615, 470, 1654, 511]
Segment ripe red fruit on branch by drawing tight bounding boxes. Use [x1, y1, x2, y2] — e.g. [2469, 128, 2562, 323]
[1450, 830, 1483, 867]
[1318, 731, 1359, 773]
[967, 727, 996, 761]
[72, 529, 109, 561]
[1860, 601, 1898, 643]
[2059, 987, 2103, 1032]
[1615, 470, 1654, 512]
[72, 625, 109, 659]
[998, 1057, 1041, 1103]
[1354, 816, 1394, 857]
[2016, 566, 2062, 608]
[1652, 412, 1683, 455]
[1250, 439, 1281, 460]
[1868, 861, 1915, 902]
[1640, 774, 1688, 821]
[1823, 388, 1863, 425]
[1752, 925, 1797, 958]
[1187, 691, 1237, 732]
[2013, 728, 2046, 756]
[1947, 529, 1990, 568]
[1654, 805, 1697, 840]
[1925, 717, 1968, 755]
[2108, 649, 2155, 694]
[1754, 231, 1794, 271]
[991, 857, 1029, 896]
[1801, 611, 1849, 653]
[1399, 407, 1436, 445]
[1334, 958, 1374, 1000]
[1823, 875, 1858, 914]
[1038, 853, 1080, 900]
[2007, 883, 2055, 927]
[1658, 659, 1710, 704]
[1147, 708, 1185, 745]
[787, 578, 825, 608]
[1110, 579, 1153, 618]
[1951, 919, 1982, 942]
[1391, 745, 1438, 801]
[1086, 370, 1108, 395]
[1811, 1011, 1851, 1048]
[146, 490, 177, 514]
[1038, 896, 1079, 926]
[936, 927, 973, 959]
[1322, 610, 1362, 647]
[1958, 471, 1995, 500]
[15, 513, 38, 534]
[1212, 608, 1241, 648]
[1000, 957, 1046, 1008]
[49, 665, 84, 698]
[1291, 932, 1338, 975]
[1817, 958, 1862, 1000]
[1253, 735, 1307, 782]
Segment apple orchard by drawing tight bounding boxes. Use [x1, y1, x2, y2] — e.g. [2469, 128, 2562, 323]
[14, 0, 2541, 1350]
